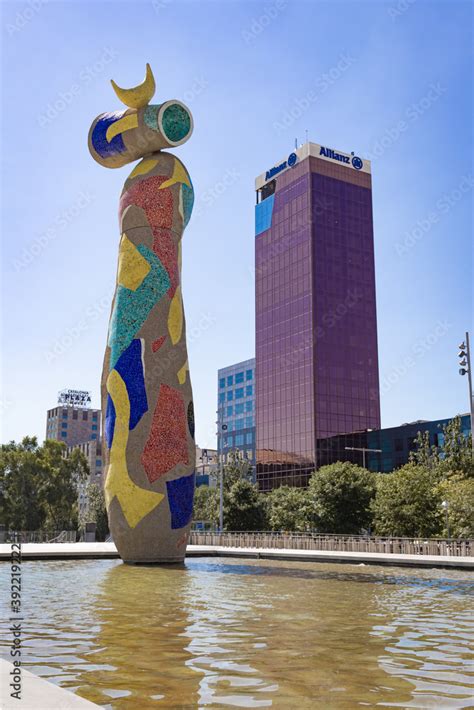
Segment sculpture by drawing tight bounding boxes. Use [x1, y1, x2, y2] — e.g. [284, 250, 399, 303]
[88, 64, 195, 563]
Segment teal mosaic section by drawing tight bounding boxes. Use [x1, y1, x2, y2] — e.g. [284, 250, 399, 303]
[108, 244, 170, 369]
[144, 104, 160, 131]
[182, 183, 194, 228]
[162, 104, 191, 143]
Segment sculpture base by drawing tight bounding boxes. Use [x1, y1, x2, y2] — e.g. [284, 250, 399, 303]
[123, 557, 186, 565]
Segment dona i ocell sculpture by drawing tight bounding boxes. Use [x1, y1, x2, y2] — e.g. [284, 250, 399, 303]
[88, 64, 195, 563]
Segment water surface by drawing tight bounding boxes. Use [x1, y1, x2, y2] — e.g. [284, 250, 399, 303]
[0, 557, 473, 708]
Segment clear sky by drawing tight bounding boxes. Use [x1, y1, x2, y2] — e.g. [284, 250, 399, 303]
[1, 0, 472, 448]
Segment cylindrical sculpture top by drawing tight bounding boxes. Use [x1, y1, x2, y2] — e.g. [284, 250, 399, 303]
[88, 64, 196, 564]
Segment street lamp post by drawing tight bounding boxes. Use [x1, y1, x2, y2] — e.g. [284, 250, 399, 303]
[441, 500, 450, 540]
[217, 409, 227, 534]
[458, 331, 474, 458]
[345, 446, 382, 469]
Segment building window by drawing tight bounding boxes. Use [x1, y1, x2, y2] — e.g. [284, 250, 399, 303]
[227, 375, 233, 386]
[91, 434, 97, 440]
[61, 422, 67, 429]
[83, 411, 88, 421]
[246, 432, 253, 444]
[235, 434, 244, 446]
[235, 372, 244, 383]
[61, 432, 67, 438]
[219, 392, 225, 403]
[246, 369, 253, 380]
[225, 435, 233, 447]
[92, 413, 98, 421]
[394, 438, 404, 452]
[235, 403, 244, 414]
[246, 385, 253, 397]
[96, 459, 101, 467]
[73, 410, 78, 420]
[92, 424, 98, 431]
[62, 412, 68, 419]
[245, 416, 253, 428]
[219, 377, 225, 388]
[227, 406, 233, 416]
[245, 401, 253, 412]
[235, 388, 244, 399]
[235, 418, 244, 430]
[227, 391, 233, 401]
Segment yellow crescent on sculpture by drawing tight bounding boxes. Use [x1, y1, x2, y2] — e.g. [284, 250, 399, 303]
[111, 63, 156, 108]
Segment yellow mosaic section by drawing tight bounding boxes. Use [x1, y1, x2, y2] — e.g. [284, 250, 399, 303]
[168, 286, 183, 345]
[104, 369, 164, 528]
[106, 113, 138, 143]
[117, 234, 150, 291]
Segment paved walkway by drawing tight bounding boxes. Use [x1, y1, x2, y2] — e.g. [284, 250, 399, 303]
[0, 659, 100, 709]
[0, 542, 472, 568]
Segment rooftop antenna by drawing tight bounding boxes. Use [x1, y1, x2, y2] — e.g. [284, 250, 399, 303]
[305, 129, 308, 144]
[294, 137, 298, 149]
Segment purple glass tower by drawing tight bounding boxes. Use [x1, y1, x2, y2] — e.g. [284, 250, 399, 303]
[255, 143, 380, 491]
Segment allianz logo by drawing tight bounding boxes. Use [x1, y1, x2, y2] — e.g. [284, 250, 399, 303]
[319, 146, 363, 171]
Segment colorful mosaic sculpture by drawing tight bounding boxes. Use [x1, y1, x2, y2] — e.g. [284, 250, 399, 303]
[88, 64, 195, 563]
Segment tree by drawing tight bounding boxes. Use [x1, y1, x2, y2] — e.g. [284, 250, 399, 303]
[0, 437, 88, 532]
[0, 437, 47, 530]
[437, 475, 474, 538]
[411, 415, 473, 479]
[80, 483, 109, 541]
[308, 462, 376, 534]
[267, 486, 314, 531]
[224, 479, 267, 531]
[39, 441, 89, 530]
[193, 484, 219, 527]
[372, 463, 443, 537]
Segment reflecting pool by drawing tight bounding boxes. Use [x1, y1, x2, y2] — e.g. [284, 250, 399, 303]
[0, 558, 473, 708]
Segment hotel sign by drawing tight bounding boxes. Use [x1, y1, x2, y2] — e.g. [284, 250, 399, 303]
[58, 389, 91, 408]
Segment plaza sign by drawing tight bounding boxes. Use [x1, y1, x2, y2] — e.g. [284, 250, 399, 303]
[58, 389, 91, 408]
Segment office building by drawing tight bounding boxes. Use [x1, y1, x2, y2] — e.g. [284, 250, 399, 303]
[316, 413, 471, 472]
[46, 389, 101, 447]
[195, 445, 218, 487]
[255, 142, 380, 490]
[217, 358, 256, 468]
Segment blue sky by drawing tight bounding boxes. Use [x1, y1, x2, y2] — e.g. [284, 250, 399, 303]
[1, 0, 472, 448]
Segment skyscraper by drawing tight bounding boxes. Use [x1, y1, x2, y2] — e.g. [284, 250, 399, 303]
[255, 142, 380, 490]
[217, 358, 256, 469]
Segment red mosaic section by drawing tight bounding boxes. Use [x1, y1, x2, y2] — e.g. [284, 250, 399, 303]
[152, 335, 167, 352]
[120, 175, 173, 230]
[141, 384, 189, 483]
[152, 227, 179, 298]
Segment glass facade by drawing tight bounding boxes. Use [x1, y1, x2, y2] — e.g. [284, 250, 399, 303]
[255, 145, 381, 491]
[217, 358, 256, 473]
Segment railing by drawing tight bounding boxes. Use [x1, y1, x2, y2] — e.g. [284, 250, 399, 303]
[189, 531, 473, 557]
[5, 530, 77, 543]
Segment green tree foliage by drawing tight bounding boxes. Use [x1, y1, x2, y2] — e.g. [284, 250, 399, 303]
[437, 475, 474, 538]
[410, 415, 473, 479]
[193, 484, 219, 527]
[224, 479, 267, 531]
[267, 486, 314, 531]
[0, 437, 89, 531]
[80, 483, 109, 541]
[308, 462, 376, 534]
[372, 463, 443, 537]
